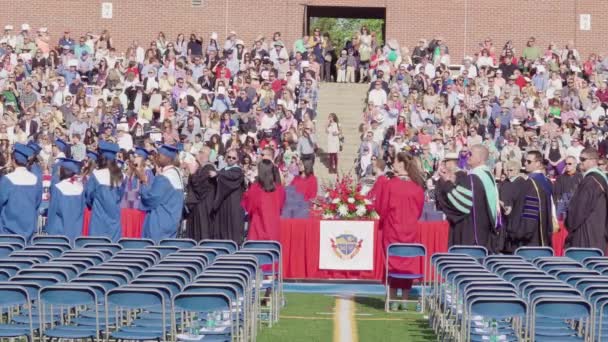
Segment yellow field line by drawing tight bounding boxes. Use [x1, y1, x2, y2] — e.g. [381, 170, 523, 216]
[333, 296, 357, 342]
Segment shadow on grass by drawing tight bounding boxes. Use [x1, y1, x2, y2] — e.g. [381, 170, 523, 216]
[354, 295, 385, 311]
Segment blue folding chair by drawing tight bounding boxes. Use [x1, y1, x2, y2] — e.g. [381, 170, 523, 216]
[106, 287, 170, 341]
[118, 238, 155, 249]
[565, 247, 604, 263]
[448, 245, 488, 259]
[200, 239, 238, 253]
[464, 296, 527, 341]
[0, 244, 16, 258]
[514, 246, 554, 261]
[174, 290, 234, 341]
[39, 285, 100, 340]
[159, 238, 197, 249]
[0, 284, 34, 340]
[32, 234, 70, 245]
[0, 234, 26, 249]
[530, 296, 591, 341]
[385, 243, 427, 312]
[75, 236, 112, 248]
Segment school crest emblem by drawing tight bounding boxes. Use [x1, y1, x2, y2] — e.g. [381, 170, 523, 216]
[330, 233, 363, 259]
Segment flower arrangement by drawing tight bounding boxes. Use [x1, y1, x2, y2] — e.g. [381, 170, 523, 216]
[315, 174, 378, 220]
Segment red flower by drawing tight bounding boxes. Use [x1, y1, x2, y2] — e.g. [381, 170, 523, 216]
[347, 203, 356, 211]
[329, 203, 337, 211]
[354, 193, 364, 202]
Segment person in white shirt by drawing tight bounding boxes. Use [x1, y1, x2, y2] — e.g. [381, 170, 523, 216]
[415, 56, 436, 79]
[460, 57, 478, 78]
[368, 80, 387, 107]
[586, 97, 606, 124]
[116, 126, 133, 151]
[566, 138, 585, 161]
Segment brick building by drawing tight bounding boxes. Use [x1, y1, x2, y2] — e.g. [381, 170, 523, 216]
[1, 0, 606, 60]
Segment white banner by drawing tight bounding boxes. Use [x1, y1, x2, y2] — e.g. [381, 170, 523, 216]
[319, 220, 375, 270]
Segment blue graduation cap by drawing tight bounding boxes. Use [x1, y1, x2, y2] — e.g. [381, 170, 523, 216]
[98, 140, 120, 161]
[134, 147, 150, 160]
[54, 138, 70, 153]
[86, 150, 98, 161]
[59, 158, 82, 174]
[27, 141, 41, 155]
[176, 143, 184, 152]
[158, 144, 178, 159]
[13, 143, 34, 164]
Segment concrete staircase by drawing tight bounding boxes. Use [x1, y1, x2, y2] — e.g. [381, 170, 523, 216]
[313, 82, 368, 183]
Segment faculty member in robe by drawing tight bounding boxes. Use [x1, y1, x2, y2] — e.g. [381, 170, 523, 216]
[436, 145, 503, 253]
[213, 148, 246, 243]
[435, 152, 471, 247]
[565, 147, 608, 251]
[0, 143, 42, 241]
[45, 158, 85, 242]
[242, 159, 286, 241]
[375, 152, 425, 310]
[137, 144, 185, 243]
[185, 146, 217, 241]
[85, 141, 124, 242]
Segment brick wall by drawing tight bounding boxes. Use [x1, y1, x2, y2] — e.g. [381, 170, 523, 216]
[1, 0, 606, 60]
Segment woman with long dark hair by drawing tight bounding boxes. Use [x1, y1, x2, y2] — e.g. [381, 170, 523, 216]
[375, 152, 425, 311]
[84, 141, 124, 241]
[241, 159, 285, 241]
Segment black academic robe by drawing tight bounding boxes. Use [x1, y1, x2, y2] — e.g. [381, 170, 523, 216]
[185, 163, 217, 241]
[213, 166, 246, 244]
[554, 172, 583, 200]
[500, 175, 553, 253]
[436, 169, 502, 253]
[565, 172, 608, 251]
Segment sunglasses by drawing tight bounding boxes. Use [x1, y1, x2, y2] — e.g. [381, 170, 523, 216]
[226, 156, 238, 160]
[525, 159, 535, 164]
[579, 156, 593, 162]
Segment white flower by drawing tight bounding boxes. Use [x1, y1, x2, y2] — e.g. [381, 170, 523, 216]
[356, 205, 367, 216]
[364, 199, 372, 205]
[347, 197, 355, 204]
[332, 198, 341, 204]
[337, 204, 349, 216]
[323, 213, 334, 219]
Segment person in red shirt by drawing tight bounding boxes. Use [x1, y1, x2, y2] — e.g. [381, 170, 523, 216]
[242, 159, 285, 241]
[291, 158, 318, 202]
[595, 80, 608, 106]
[375, 152, 425, 310]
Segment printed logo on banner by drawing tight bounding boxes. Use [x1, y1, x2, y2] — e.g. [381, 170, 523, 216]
[330, 233, 363, 259]
[319, 220, 374, 270]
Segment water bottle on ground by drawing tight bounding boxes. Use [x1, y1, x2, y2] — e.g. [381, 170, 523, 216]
[489, 318, 498, 342]
[206, 311, 216, 330]
[190, 314, 200, 336]
[416, 298, 422, 312]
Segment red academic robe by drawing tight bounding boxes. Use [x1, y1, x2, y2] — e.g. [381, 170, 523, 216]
[376, 177, 424, 288]
[291, 175, 318, 201]
[242, 183, 286, 241]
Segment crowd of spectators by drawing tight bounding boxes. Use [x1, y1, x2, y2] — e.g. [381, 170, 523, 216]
[356, 35, 608, 215]
[1, 23, 608, 217]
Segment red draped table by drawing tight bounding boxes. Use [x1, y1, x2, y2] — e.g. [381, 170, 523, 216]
[279, 219, 569, 281]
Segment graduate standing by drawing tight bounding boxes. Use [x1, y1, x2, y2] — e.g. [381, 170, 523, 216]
[374, 152, 425, 310]
[213, 149, 246, 243]
[185, 146, 217, 241]
[84, 141, 124, 242]
[45, 158, 85, 242]
[565, 147, 608, 251]
[242, 159, 286, 241]
[0, 143, 42, 241]
[51, 138, 71, 185]
[437, 145, 503, 253]
[27, 140, 43, 180]
[136, 144, 184, 242]
[435, 152, 472, 247]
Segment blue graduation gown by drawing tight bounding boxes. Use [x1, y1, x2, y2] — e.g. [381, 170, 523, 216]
[140, 167, 184, 243]
[45, 178, 85, 242]
[0, 167, 42, 241]
[84, 169, 124, 242]
[30, 162, 43, 181]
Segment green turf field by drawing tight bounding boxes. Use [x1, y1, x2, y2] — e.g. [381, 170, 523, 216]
[257, 293, 435, 342]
